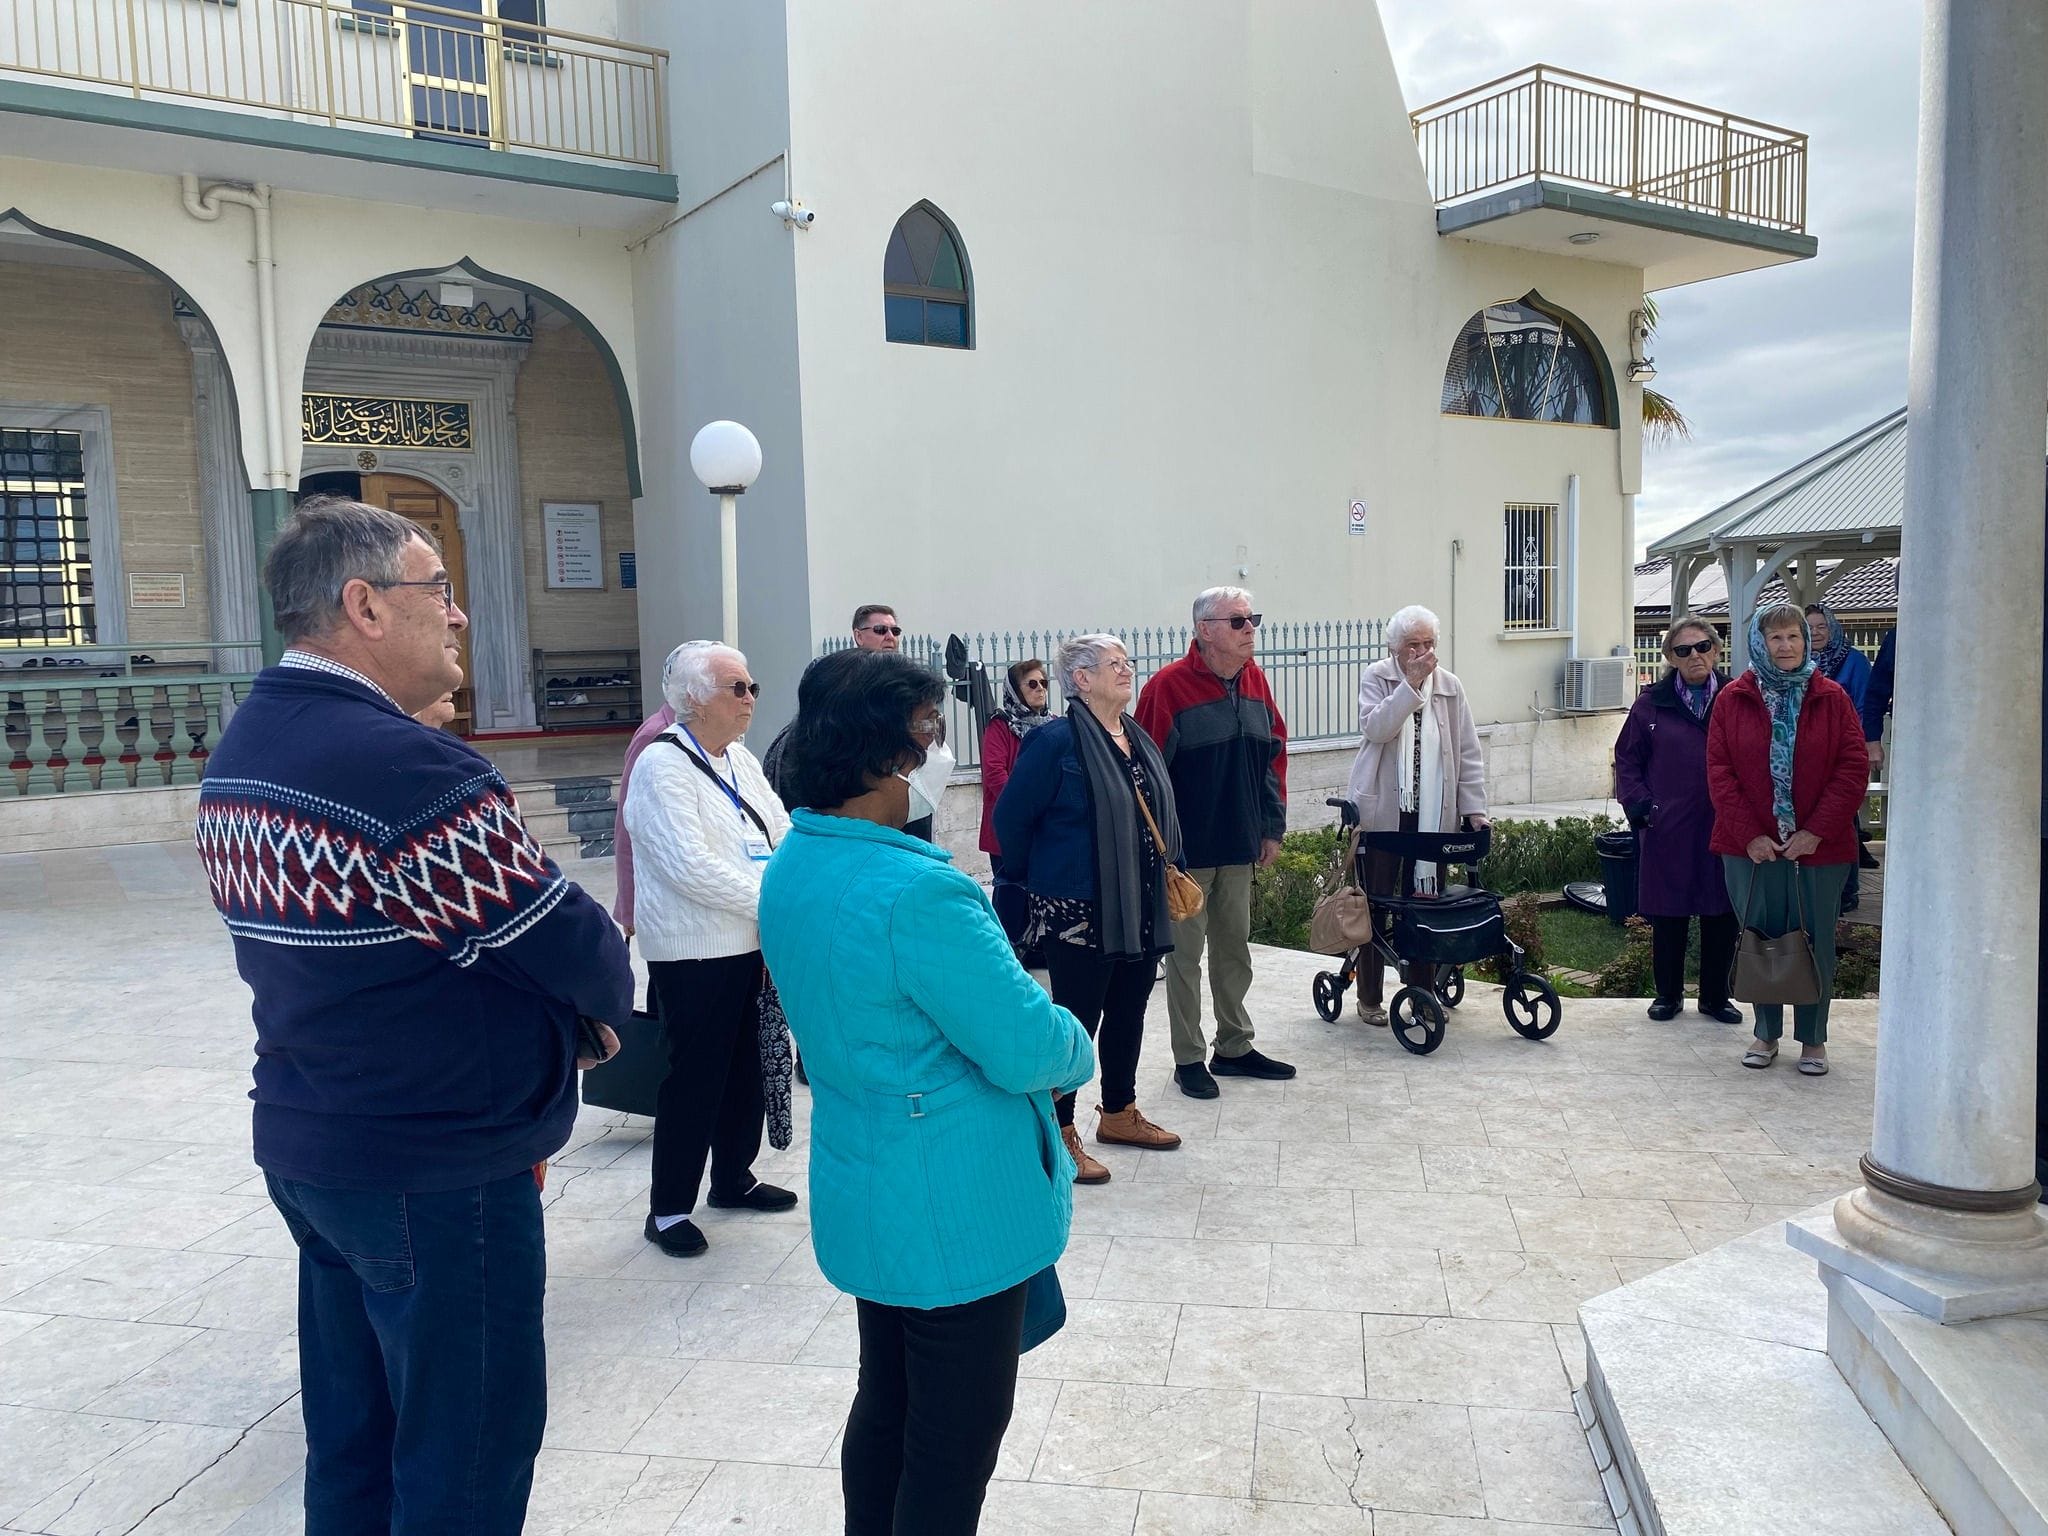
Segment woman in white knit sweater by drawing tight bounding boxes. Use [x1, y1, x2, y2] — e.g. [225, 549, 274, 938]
[625, 641, 794, 1259]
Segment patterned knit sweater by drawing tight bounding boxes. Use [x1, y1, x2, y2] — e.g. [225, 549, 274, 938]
[194, 658, 634, 1192]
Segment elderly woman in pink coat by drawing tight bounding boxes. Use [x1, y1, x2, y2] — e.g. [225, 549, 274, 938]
[1345, 604, 1489, 1026]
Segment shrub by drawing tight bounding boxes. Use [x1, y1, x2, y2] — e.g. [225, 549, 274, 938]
[1833, 922, 1883, 998]
[1593, 916, 1657, 996]
[1480, 893, 1547, 982]
[1478, 815, 1617, 895]
[1248, 824, 1347, 950]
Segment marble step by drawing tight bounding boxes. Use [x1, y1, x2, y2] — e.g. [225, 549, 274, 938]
[1577, 1213, 1952, 1536]
[511, 775, 618, 859]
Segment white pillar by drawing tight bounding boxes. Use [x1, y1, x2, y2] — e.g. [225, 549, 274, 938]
[1790, 0, 2048, 1321]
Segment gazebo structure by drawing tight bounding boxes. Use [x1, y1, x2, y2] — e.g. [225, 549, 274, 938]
[1647, 407, 1904, 670]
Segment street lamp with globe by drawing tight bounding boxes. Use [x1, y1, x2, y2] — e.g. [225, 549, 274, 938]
[689, 420, 762, 648]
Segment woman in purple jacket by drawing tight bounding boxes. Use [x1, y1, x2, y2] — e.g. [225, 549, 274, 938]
[1613, 616, 1744, 1025]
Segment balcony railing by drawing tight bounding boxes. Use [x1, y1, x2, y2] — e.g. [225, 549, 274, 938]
[1411, 64, 1806, 234]
[1, 0, 668, 171]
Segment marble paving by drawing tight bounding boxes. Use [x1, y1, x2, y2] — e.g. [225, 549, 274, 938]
[0, 840, 1883, 1534]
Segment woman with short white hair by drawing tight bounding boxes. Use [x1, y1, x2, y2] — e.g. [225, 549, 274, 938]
[1344, 606, 1489, 1026]
[624, 640, 794, 1259]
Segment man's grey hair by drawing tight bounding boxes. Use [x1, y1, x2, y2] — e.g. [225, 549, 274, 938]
[1386, 604, 1441, 652]
[1054, 633, 1128, 694]
[662, 640, 746, 720]
[1192, 586, 1253, 625]
[264, 497, 423, 644]
[1663, 614, 1721, 658]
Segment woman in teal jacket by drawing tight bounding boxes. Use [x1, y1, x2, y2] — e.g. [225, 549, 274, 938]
[758, 648, 1094, 1536]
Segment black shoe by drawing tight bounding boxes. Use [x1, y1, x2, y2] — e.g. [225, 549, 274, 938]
[1699, 1002, 1745, 1025]
[1646, 998, 1680, 1021]
[794, 1056, 809, 1086]
[707, 1180, 798, 1213]
[1175, 1063, 1219, 1100]
[1210, 1048, 1296, 1081]
[643, 1214, 707, 1256]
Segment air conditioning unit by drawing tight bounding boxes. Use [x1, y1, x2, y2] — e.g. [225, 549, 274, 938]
[1561, 656, 1634, 712]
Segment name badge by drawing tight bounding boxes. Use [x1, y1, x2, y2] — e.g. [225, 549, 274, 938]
[744, 833, 773, 862]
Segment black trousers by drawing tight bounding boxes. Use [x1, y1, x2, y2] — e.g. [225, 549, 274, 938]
[648, 952, 764, 1218]
[1358, 837, 1430, 1008]
[1043, 942, 1155, 1126]
[1649, 912, 1739, 1007]
[843, 1281, 1028, 1536]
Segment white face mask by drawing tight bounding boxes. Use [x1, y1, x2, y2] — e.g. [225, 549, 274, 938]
[896, 770, 937, 824]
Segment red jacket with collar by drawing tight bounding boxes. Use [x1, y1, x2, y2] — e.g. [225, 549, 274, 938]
[1705, 670, 1868, 866]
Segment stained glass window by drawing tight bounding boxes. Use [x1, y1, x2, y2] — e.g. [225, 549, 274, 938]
[883, 203, 972, 349]
[1442, 298, 1611, 426]
[0, 430, 94, 647]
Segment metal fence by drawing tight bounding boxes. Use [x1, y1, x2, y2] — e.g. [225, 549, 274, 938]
[828, 620, 1386, 773]
[1632, 622, 1891, 687]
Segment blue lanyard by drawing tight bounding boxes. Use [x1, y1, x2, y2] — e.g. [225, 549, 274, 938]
[677, 725, 753, 829]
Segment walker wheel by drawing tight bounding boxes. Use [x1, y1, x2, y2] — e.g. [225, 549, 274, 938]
[1435, 966, 1465, 1010]
[1503, 976, 1562, 1040]
[1389, 985, 1447, 1055]
[1312, 971, 1344, 1023]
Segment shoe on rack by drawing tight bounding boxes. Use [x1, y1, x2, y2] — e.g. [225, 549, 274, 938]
[1096, 1103, 1181, 1150]
[1698, 1001, 1745, 1025]
[1062, 1123, 1111, 1183]
[643, 1213, 708, 1256]
[1174, 1062, 1219, 1100]
[1646, 998, 1680, 1021]
[706, 1180, 798, 1212]
[1211, 1048, 1295, 1081]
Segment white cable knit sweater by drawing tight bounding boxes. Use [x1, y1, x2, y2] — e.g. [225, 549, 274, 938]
[621, 732, 792, 962]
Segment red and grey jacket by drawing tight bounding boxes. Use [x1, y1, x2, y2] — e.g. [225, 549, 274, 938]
[1134, 646, 1288, 868]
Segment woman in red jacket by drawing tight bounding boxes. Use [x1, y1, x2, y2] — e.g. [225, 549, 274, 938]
[1706, 604, 1870, 1075]
[981, 658, 1052, 948]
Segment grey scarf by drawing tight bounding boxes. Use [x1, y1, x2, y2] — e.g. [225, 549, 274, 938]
[1068, 704, 1181, 959]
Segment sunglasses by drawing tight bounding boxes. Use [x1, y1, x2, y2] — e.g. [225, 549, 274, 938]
[1670, 639, 1717, 658]
[726, 680, 761, 698]
[1022, 678, 1048, 691]
[1205, 613, 1263, 630]
[862, 624, 903, 638]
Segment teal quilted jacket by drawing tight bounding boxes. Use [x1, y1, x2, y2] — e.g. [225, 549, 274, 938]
[759, 809, 1096, 1308]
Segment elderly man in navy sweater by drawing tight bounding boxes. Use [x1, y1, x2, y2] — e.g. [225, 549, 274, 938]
[195, 499, 633, 1536]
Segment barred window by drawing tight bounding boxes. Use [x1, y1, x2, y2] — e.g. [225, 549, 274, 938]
[1, 429, 94, 647]
[1503, 502, 1560, 631]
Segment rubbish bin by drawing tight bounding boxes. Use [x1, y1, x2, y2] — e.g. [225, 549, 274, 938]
[1594, 829, 1639, 926]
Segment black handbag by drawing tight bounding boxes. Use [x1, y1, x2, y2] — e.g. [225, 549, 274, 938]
[1729, 866, 1823, 1006]
[580, 1000, 666, 1118]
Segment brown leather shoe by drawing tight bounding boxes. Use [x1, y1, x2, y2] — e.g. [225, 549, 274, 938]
[1095, 1103, 1182, 1150]
[1062, 1123, 1111, 1184]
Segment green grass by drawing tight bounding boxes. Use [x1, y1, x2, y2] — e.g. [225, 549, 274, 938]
[1535, 907, 1633, 976]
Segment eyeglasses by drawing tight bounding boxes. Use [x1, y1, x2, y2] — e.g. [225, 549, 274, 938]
[726, 680, 762, 699]
[1670, 639, 1718, 658]
[862, 624, 903, 638]
[1204, 613, 1263, 631]
[1022, 678, 1049, 691]
[372, 578, 456, 611]
[909, 715, 943, 741]
[1081, 657, 1135, 676]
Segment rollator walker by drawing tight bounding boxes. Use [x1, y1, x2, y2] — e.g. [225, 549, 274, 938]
[1310, 798, 1562, 1055]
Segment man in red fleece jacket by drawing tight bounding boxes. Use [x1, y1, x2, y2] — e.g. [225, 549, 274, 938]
[1136, 586, 1296, 1098]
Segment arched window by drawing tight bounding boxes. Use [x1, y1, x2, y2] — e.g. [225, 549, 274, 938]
[1441, 294, 1613, 427]
[884, 202, 972, 348]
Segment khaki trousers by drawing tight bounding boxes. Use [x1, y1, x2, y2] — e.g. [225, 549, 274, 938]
[1165, 863, 1258, 1065]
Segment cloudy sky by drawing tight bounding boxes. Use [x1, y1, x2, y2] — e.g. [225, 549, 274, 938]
[1379, 0, 1924, 554]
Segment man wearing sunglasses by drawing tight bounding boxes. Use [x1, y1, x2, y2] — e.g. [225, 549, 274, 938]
[1136, 586, 1296, 1099]
[852, 604, 905, 652]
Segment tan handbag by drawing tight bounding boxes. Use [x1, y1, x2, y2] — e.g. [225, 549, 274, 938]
[1729, 866, 1822, 1005]
[1133, 785, 1205, 922]
[1308, 828, 1374, 955]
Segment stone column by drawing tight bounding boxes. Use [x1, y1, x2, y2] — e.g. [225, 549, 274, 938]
[1790, 0, 2048, 1322]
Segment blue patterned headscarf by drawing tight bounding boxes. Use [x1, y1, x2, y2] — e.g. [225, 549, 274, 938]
[1806, 604, 1852, 682]
[1749, 612, 1816, 839]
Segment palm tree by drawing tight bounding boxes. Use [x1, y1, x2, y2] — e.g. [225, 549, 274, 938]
[1639, 296, 1691, 446]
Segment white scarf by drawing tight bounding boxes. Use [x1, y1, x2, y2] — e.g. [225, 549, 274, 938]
[1397, 669, 1447, 892]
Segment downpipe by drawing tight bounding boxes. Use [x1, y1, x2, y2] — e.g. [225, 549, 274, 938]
[180, 176, 287, 493]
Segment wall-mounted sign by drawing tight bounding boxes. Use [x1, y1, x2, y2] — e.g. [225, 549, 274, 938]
[302, 393, 473, 450]
[542, 502, 605, 590]
[127, 572, 187, 608]
[1348, 500, 1368, 537]
[619, 551, 637, 590]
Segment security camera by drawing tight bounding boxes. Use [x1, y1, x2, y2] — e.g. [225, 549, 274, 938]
[771, 200, 816, 228]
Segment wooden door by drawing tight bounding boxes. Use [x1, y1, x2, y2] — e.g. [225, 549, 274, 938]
[362, 473, 474, 735]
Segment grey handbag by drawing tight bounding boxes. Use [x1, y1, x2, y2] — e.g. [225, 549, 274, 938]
[1729, 867, 1822, 1005]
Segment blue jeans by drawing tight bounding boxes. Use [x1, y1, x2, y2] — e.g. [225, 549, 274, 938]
[266, 1169, 548, 1536]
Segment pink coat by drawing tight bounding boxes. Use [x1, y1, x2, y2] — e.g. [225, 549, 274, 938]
[611, 704, 677, 929]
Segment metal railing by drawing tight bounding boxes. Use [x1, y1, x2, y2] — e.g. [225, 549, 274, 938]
[1411, 64, 1807, 233]
[0, 0, 668, 170]
[827, 620, 1387, 773]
